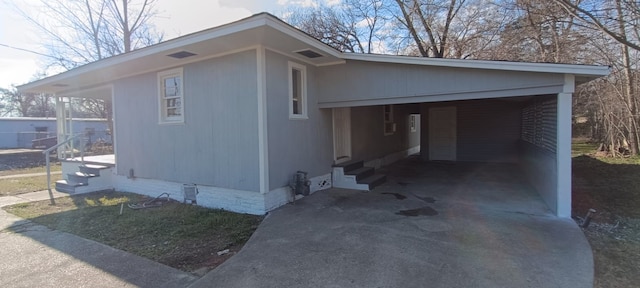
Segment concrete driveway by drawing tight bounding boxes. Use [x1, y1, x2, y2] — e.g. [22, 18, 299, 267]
[192, 159, 592, 288]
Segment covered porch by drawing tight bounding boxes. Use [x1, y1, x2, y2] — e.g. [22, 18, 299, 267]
[50, 86, 116, 194]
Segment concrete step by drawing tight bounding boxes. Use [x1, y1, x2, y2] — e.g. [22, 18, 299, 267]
[79, 164, 109, 176]
[358, 174, 387, 190]
[333, 160, 363, 173]
[55, 179, 88, 194]
[345, 166, 375, 181]
[67, 172, 98, 185]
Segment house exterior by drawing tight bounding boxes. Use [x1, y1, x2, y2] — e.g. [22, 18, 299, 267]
[18, 13, 608, 217]
[0, 117, 109, 149]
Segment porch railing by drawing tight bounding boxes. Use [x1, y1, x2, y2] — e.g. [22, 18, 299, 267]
[43, 134, 86, 205]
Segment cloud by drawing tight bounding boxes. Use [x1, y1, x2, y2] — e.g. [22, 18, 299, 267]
[154, 0, 253, 38]
[0, 58, 39, 87]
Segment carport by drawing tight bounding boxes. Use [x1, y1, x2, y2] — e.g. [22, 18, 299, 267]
[317, 54, 609, 217]
[191, 157, 594, 288]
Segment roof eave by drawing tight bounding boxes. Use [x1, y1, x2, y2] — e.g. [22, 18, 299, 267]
[343, 53, 610, 80]
[18, 13, 344, 95]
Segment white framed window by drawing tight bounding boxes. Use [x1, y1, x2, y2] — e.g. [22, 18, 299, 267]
[288, 61, 307, 119]
[384, 104, 396, 135]
[158, 67, 184, 124]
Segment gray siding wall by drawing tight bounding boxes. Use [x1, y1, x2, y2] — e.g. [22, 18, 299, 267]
[114, 50, 260, 192]
[420, 99, 522, 162]
[351, 104, 420, 162]
[317, 60, 564, 105]
[265, 50, 334, 190]
[520, 142, 557, 213]
[519, 96, 558, 213]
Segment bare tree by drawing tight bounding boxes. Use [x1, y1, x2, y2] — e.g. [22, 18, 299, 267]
[477, 0, 590, 63]
[550, 0, 640, 155]
[11, 0, 162, 71]
[10, 0, 163, 142]
[285, 1, 387, 53]
[0, 86, 55, 117]
[553, 0, 640, 51]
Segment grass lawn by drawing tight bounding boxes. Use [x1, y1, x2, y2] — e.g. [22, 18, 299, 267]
[572, 140, 640, 288]
[3, 191, 262, 273]
[0, 163, 62, 177]
[0, 174, 63, 196]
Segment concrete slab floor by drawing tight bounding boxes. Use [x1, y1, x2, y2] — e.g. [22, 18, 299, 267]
[191, 159, 592, 288]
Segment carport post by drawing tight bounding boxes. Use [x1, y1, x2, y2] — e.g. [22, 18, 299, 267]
[556, 89, 573, 218]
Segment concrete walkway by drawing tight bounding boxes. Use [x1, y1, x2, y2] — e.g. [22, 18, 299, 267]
[191, 161, 593, 288]
[0, 191, 197, 288]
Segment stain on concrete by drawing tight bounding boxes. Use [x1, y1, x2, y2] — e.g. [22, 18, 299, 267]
[382, 193, 407, 200]
[415, 195, 436, 203]
[397, 181, 410, 187]
[396, 207, 438, 217]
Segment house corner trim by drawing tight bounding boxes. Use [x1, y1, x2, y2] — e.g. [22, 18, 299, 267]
[257, 46, 269, 194]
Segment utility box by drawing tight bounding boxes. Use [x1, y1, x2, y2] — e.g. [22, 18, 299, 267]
[183, 184, 198, 204]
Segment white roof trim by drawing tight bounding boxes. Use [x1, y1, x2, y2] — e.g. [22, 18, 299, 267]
[18, 13, 609, 93]
[18, 13, 342, 93]
[343, 53, 610, 77]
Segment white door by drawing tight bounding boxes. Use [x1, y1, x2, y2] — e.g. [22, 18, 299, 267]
[429, 106, 457, 161]
[333, 107, 351, 164]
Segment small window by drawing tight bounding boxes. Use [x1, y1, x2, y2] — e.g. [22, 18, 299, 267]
[384, 105, 396, 135]
[410, 114, 418, 132]
[289, 62, 307, 119]
[158, 68, 184, 124]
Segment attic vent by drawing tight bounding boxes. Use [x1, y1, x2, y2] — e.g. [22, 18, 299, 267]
[52, 83, 69, 87]
[296, 49, 323, 58]
[167, 51, 197, 59]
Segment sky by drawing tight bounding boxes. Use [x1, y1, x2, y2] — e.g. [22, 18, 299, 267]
[0, 0, 328, 89]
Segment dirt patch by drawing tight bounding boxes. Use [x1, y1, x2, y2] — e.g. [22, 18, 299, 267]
[580, 219, 640, 288]
[572, 152, 640, 287]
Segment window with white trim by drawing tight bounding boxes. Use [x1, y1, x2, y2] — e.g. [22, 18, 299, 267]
[383, 104, 396, 135]
[288, 62, 307, 119]
[158, 68, 184, 124]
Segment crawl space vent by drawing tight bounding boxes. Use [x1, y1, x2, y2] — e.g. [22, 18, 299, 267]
[167, 51, 197, 59]
[296, 49, 323, 58]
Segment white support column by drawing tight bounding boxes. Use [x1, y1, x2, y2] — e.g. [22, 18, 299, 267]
[256, 46, 269, 194]
[556, 75, 574, 217]
[55, 96, 65, 159]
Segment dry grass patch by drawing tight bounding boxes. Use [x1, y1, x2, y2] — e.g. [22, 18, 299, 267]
[0, 174, 63, 196]
[3, 191, 263, 273]
[0, 163, 62, 177]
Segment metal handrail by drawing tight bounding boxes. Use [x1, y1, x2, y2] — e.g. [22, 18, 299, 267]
[43, 134, 86, 205]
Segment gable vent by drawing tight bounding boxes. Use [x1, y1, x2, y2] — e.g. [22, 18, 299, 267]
[167, 51, 197, 59]
[296, 49, 323, 58]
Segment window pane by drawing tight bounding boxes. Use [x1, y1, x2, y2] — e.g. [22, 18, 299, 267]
[292, 69, 302, 115]
[167, 98, 181, 108]
[164, 76, 181, 97]
[167, 108, 180, 117]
